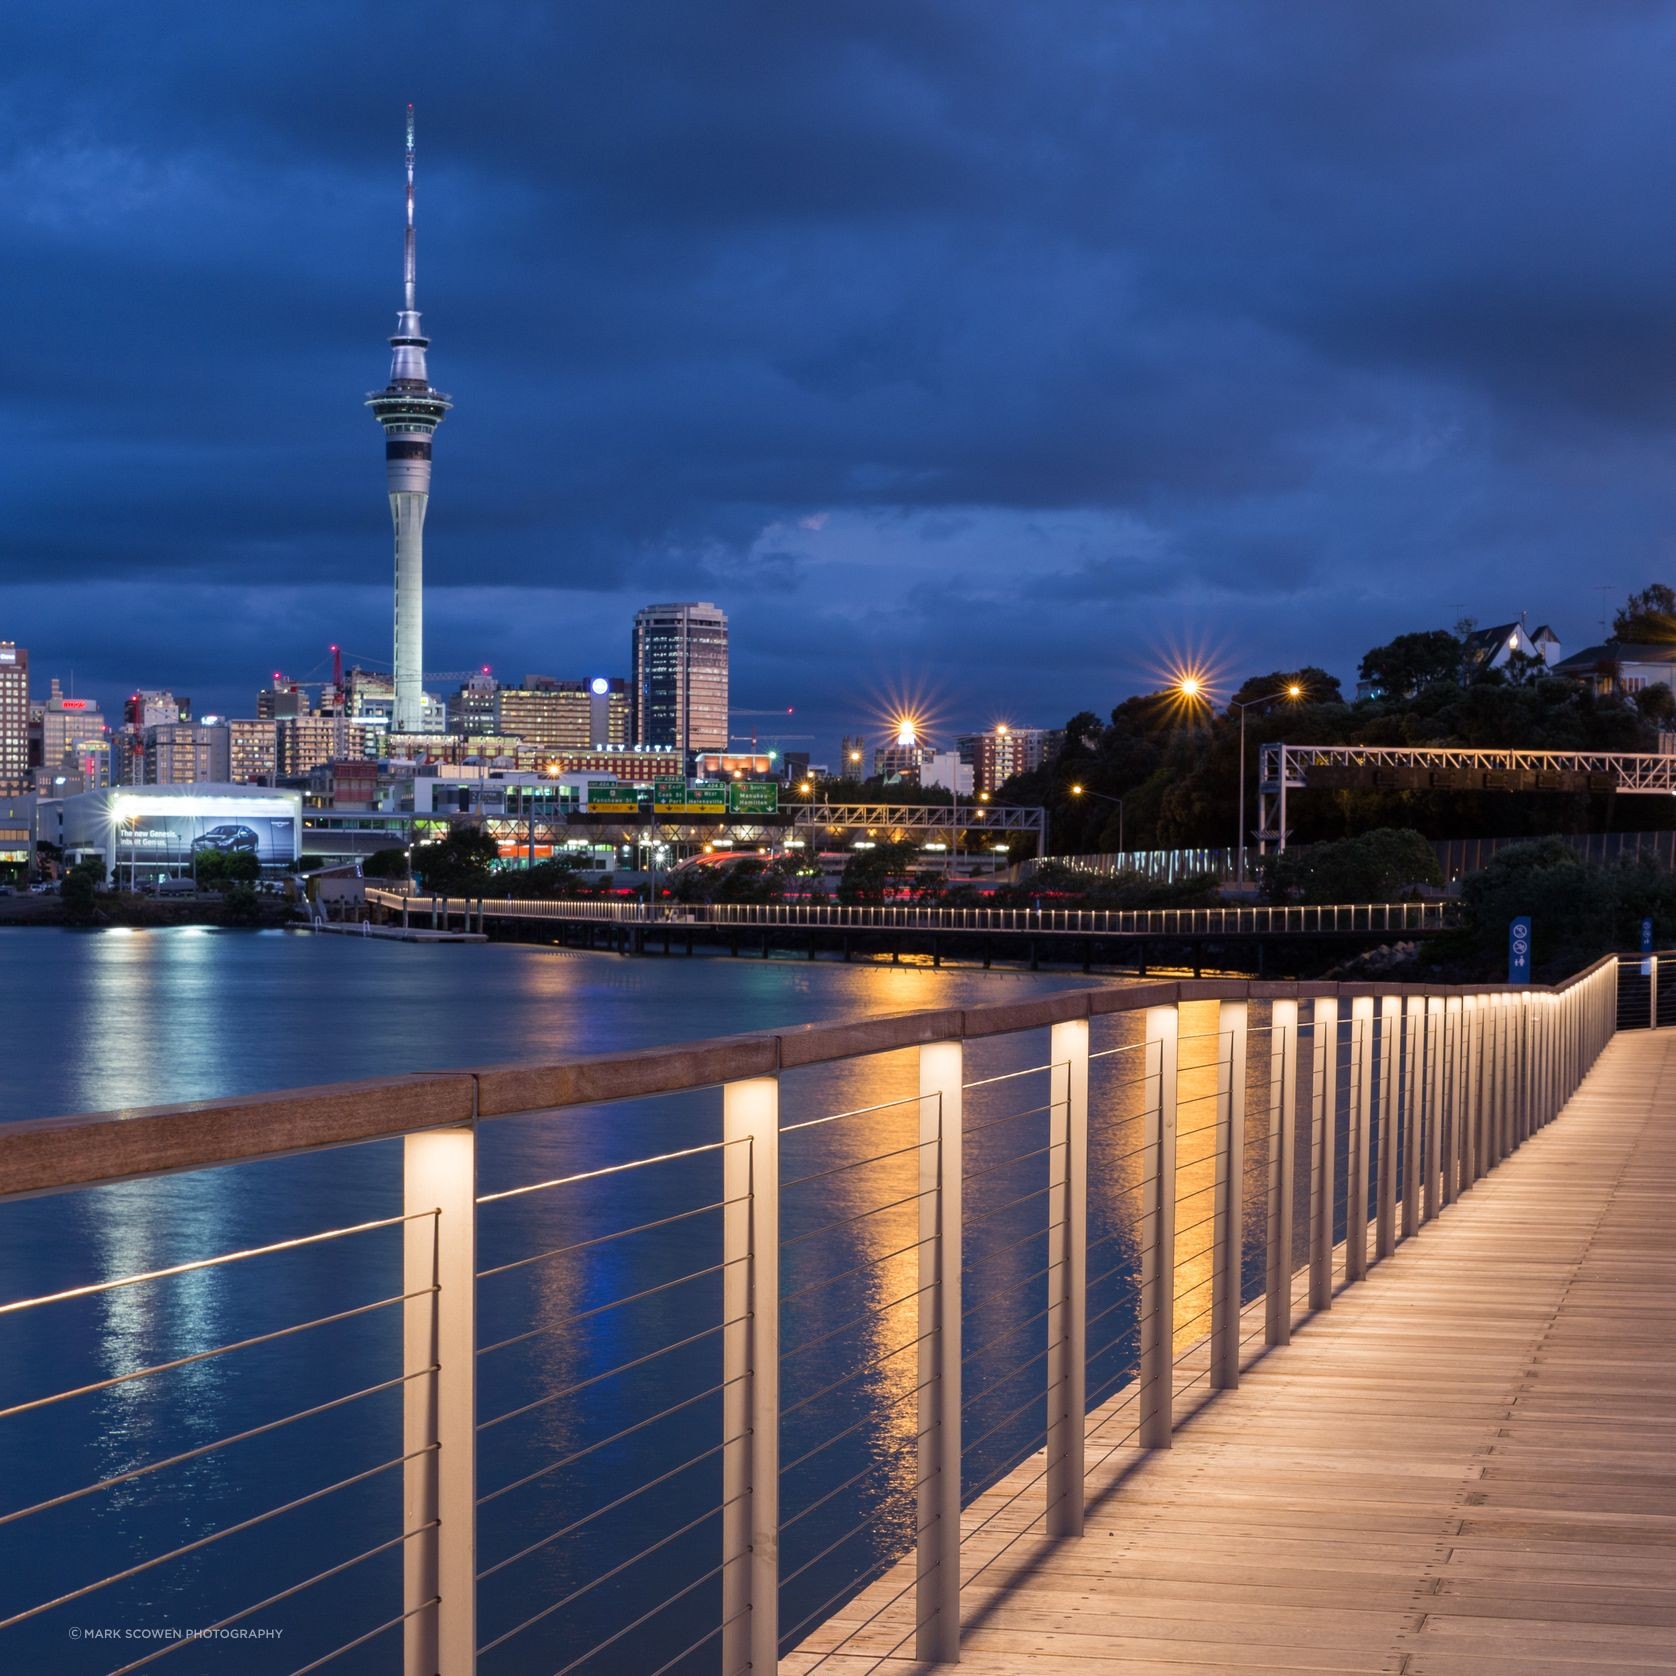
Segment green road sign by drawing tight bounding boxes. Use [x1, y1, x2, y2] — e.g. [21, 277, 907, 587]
[728, 781, 780, 815]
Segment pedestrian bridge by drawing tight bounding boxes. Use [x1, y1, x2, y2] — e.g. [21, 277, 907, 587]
[0, 954, 1662, 1674]
[790, 1008, 1674, 1674]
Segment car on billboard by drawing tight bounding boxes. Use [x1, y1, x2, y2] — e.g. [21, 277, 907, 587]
[190, 824, 261, 855]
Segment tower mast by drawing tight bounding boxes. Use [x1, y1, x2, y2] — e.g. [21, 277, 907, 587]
[366, 104, 451, 737]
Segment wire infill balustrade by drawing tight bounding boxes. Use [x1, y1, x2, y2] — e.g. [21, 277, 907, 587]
[0, 961, 1621, 1674]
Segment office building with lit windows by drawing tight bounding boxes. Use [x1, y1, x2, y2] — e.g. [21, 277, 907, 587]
[0, 644, 27, 794]
[631, 603, 728, 759]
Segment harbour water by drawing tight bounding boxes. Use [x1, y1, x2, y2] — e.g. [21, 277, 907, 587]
[0, 929, 1271, 1673]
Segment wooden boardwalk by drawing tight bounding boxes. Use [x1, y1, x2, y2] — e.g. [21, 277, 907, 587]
[785, 1027, 1676, 1675]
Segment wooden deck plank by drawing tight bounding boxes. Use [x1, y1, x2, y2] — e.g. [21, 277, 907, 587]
[782, 1027, 1676, 1676]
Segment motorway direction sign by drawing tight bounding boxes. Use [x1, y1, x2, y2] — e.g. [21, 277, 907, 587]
[728, 781, 779, 815]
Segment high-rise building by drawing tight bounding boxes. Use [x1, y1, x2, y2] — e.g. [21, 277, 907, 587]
[125, 691, 190, 730]
[38, 680, 107, 792]
[447, 670, 499, 736]
[496, 677, 630, 753]
[968, 724, 1049, 793]
[144, 723, 231, 785]
[228, 720, 279, 785]
[839, 734, 866, 777]
[366, 106, 451, 735]
[276, 716, 369, 778]
[631, 603, 728, 758]
[257, 680, 310, 721]
[0, 644, 27, 794]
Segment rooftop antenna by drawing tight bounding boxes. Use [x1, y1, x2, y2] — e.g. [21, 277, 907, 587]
[403, 103, 417, 314]
[1593, 583, 1614, 637]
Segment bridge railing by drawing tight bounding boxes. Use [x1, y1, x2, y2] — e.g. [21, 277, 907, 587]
[363, 889, 1458, 937]
[0, 961, 1619, 1673]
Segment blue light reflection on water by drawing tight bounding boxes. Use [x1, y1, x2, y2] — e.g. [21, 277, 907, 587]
[0, 929, 1101, 1673]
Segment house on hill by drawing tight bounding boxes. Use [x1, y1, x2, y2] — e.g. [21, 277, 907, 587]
[1551, 640, 1676, 698]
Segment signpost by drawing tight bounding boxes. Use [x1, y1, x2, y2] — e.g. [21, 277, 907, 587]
[1507, 915, 1531, 985]
[728, 781, 779, 816]
[586, 780, 643, 815]
[653, 777, 688, 811]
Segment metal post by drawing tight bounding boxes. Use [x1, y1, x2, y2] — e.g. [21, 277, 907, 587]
[1424, 996, 1444, 1222]
[1140, 1003, 1178, 1447]
[1375, 996, 1398, 1260]
[916, 1041, 962, 1661]
[1265, 999, 1298, 1346]
[1402, 996, 1423, 1236]
[403, 1126, 476, 1676]
[1308, 998, 1337, 1311]
[1237, 707, 1248, 885]
[1461, 996, 1480, 1189]
[1441, 997, 1461, 1207]
[1347, 997, 1373, 1282]
[1211, 1000, 1247, 1388]
[1491, 994, 1506, 1165]
[1046, 1019, 1088, 1536]
[722, 1077, 779, 1676]
[1652, 953, 1659, 1032]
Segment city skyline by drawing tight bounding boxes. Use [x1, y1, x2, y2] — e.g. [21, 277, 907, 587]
[6, 6, 1676, 740]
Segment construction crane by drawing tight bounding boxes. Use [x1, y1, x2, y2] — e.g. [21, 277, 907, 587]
[729, 706, 803, 752]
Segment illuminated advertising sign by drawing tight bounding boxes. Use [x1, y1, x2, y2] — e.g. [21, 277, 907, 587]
[113, 808, 297, 867]
[728, 781, 779, 816]
[59, 699, 88, 711]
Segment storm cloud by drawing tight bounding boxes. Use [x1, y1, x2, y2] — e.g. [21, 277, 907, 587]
[3, 2, 1674, 745]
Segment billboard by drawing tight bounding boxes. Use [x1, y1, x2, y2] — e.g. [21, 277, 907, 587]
[114, 810, 297, 869]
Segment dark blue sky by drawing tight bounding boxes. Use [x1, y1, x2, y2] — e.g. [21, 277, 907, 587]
[4, 2, 1676, 756]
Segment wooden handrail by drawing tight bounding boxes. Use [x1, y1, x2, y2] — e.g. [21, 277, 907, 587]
[0, 958, 1618, 1202]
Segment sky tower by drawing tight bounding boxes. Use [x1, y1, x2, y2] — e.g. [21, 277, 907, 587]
[366, 104, 451, 734]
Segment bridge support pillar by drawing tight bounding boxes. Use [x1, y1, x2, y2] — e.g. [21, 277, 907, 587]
[722, 1077, 780, 1676]
[1140, 1004, 1179, 1446]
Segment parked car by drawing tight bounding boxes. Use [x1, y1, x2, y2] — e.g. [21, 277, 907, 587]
[190, 824, 260, 855]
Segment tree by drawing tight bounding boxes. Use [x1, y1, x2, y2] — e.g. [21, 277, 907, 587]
[1265, 828, 1442, 904]
[1229, 666, 1343, 711]
[1357, 630, 1462, 698]
[838, 841, 919, 904]
[59, 859, 106, 921]
[193, 849, 260, 891]
[362, 847, 410, 880]
[411, 827, 499, 894]
[1613, 584, 1676, 644]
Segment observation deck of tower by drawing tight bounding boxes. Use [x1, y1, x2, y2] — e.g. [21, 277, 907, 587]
[366, 104, 451, 735]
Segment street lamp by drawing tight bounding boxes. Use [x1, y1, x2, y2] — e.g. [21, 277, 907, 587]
[1068, 783, 1124, 854]
[1230, 682, 1305, 885]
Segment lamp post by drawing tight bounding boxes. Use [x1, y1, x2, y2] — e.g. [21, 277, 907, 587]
[1228, 683, 1303, 886]
[1067, 784, 1124, 854]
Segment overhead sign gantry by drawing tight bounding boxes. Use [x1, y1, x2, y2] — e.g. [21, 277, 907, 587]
[1258, 742, 1676, 853]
